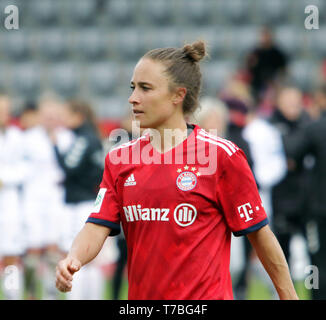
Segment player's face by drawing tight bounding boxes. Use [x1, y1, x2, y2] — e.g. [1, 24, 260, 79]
[277, 88, 303, 121]
[0, 96, 11, 128]
[39, 101, 61, 131]
[62, 107, 84, 129]
[129, 58, 177, 129]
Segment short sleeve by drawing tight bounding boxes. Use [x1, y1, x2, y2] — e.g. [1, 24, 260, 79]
[86, 155, 121, 236]
[216, 149, 269, 236]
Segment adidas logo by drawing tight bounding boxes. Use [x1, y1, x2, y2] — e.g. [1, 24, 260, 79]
[124, 174, 136, 186]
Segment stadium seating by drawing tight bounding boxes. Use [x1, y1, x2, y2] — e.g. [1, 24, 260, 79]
[147, 27, 181, 51]
[254, 0, 291, 24]
[228, 26, 260, 59]
[65, 0, 98, 26]
[288, 60, 319, 92]
[0, 0, 322, 114]
[294, 0, 325, 24]
[179, 0, 214, 25]
[311, 29, 326, 57]
[218, 0, 252, 25]
[47, 62, 81, 98]
[27, 0, 61, 26]
[73, 28, 109, 61]
[93, 95, 129, 120]
[113, 28, 147, 61]
[11, 62, 42, 98]
[86, 62, 118, 96]
[36, 29, 71, 61]
[202, 61, 237, 95]
[105, 0, 136, 26]
[142, 0, 175, 26]
[1, 30, 32, 61]
[274, 26, 302, 58]
[0, 63, 12, 91]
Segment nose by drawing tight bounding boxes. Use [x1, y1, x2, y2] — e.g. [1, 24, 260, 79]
[128, 89, 140, 105]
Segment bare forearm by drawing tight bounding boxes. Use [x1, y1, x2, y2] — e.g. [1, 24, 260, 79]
[68, 223, 111, 267]
[247, 226, 299, 300]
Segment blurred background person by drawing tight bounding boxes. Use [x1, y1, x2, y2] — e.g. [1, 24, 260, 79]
[246, 26, 288, 108]
[190, 96, 229, 137]
[286, 83, 326, 299]
[191, 94, 254, 299]
[0, 93, 25, 299]
[19, 101, 39, 131]
[268, 86, 312, 286]
[21, 94, 71, 300]
[218, 77, 287, 298]
[223, 97, 254, 169]
[222, 97, 255, 300]
[106, 111, 135, 300]
[51, 99, 105, 300]
[240, 95, 288, 299]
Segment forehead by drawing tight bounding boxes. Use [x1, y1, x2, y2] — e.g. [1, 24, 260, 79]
[131, 58, 170, 85]
[0, 96, 10, 110]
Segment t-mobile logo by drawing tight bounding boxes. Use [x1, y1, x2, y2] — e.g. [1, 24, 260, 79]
[237, 203, 254, 222]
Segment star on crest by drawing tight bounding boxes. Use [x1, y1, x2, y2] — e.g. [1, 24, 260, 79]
[176, 165, 201, 176]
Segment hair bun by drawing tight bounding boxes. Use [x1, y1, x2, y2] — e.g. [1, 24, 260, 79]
[182, 40, 207, 63]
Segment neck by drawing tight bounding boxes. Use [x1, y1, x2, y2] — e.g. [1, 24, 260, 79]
[148, 117, 188, 153]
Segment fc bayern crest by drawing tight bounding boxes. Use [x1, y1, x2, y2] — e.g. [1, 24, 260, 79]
[176, 171, 197, 191]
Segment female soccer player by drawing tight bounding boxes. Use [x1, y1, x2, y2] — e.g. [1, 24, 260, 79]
[56, 41, 298, 300]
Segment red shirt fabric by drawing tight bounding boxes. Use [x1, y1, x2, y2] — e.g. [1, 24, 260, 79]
[87, 125, 268, 300]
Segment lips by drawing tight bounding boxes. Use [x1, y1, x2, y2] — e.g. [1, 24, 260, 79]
[132, 109, 144, 114]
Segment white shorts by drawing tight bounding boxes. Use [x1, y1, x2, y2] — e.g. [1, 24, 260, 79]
[0, 189, 24, 256]
[60, 201, 95, 253]
[23, 187, 65, 249]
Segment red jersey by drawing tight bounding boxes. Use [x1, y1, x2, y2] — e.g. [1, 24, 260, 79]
[87, 125, 268, 300]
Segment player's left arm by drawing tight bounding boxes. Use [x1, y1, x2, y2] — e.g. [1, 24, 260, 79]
[247, 225, 299, 300]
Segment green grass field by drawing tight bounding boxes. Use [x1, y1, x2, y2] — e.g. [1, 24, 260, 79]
[0, 275, 311, 300]
[103, 276, 311, 300]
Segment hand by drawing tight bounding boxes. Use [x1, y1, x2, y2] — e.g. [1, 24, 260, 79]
[55, 256, 81, 293]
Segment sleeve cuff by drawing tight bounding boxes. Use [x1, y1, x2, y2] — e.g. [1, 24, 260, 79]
[233, 218, 269, 237]
[86, 217, 121, 236]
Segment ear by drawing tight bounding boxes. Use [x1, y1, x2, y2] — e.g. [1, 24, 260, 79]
[172, 87, 187, 105]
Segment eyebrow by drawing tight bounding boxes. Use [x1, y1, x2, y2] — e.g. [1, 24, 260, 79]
[130, 81, 153, 87]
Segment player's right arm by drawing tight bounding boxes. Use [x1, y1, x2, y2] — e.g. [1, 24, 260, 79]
[55, 222, 111, 292]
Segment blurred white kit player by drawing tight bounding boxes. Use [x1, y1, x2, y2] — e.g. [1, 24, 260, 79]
[242, 117, 287, 219]
[21, 98, 75, 300]
[241, 117, 287, 297]
[53, 100, 106, 300]
[22, 126, 74, 252]
[0, 124, 26, 299]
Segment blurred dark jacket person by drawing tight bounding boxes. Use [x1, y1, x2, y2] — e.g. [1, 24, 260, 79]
[53, 100, 104, 204]
[246, 27, 288, 103]
[269, 87, 312, 259]
[286, 84, 326, 299]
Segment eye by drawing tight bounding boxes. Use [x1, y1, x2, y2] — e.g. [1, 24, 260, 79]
[130, 85, 135, 91]
[141, 86, 150, 91]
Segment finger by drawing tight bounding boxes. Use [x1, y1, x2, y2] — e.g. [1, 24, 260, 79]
[57, 264, 73, 281]
[67, 260, 81, 274]
[56, 279, 72, 293]
[56, 282, 72, 293]
[56, 281, 72, 292]
[55, 271, 72, 290]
